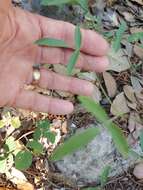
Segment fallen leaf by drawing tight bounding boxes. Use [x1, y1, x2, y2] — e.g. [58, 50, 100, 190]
[135, 90, 143, 105]
[133, 163, 143, 179]
[91, 85, 102, 103]
[131, 0, 143, 5]
[77, 72, 97, 82]
[103, 72, 117, 97]
[126, 100, 137, 110]
[123, 85, 137, 103]
[128, 112, 137, 132]
[61, 121, 68, 134]
[111, 92, 130, 116]
[108, 48, 130, 72]
[131, 76, 142, 92]
[17, 182, 34, 190]
[134, 45, 143, 59]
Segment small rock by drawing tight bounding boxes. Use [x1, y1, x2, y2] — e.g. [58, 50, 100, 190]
[133, 163, 143, 179]
[55, 124, 143, 186]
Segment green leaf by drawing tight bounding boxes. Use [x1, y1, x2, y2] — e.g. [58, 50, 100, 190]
[79, 96, 109, 123]
[139, 129, 143, 151]
[35, 38, 68, 48]
[128, 32, 143, 43]
[79, 96, 129, 157]
[43, 131, 56, 144]
[5, 137, 17, 152]
[26, 140, 43, 155]
[112, 21, 127, 52]
[75, 26, 82, 50]
[107, 123, 129, 158]
[33, 128, 42, 140]
[82, 188, 101, 190]
[77, 0, 89, 12]
[100, 166, 111, 187]
[11, 117, 21, 128]
[15, 150, 32, 170]
[41, 0, 73, 6]
[37, 120, 50, 129]
[0, 158, 7, 173]
[139, 44, 143, 48]
[50, 127, 100, 161]
[67, 50, 80, 75]
[0, 120, 5, 128]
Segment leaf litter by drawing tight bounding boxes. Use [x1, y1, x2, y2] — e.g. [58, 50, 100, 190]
[1, 0, 143, 189]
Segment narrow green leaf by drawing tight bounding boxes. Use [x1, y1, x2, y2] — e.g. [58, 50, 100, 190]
[100, 166, 111, 187]
[128, 32, 143, 43]
[41, 0, 72, 6]
[26, 140, 43, 155]
[139, 129, 143, 151]
[15, 150, 32, 170]
[107, 123, 129, 158]
[75, 26, 82, 50]
[79, 96, 129, 157]
[50, 127, 100, 161]
[43, 131, 56, 144]
[79, 96, 109, 123]
[67, 50, 80, 75]
[35, 38, 68, 48]
[113, 21, 127, 52]
[77, 0, 89, 12]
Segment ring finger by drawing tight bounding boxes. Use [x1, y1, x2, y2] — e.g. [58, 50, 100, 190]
[29, 68, 94, 96]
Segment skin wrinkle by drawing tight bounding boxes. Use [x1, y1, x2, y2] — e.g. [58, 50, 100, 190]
[0, 2, 109, 114]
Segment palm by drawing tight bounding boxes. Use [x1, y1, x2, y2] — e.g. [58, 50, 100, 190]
[0, 7, 109, 115]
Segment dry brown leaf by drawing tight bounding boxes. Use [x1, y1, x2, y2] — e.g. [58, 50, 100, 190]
[134, 45, 143, 59]
[128, 112, 136, 132]
[108, 48, 130, 72]
[111, 92, 130, 116]
[91, 85, 102, 103]
[61, 121, 68, 134]
[131, 76, 142, 92]
[123, 85, 137, 103]
[103, 72, 117, 98]
[128, 112, 140, 132]
[135, 90, 143, 105]
[127, 101, 137, 110]
[130, 27, 143, 34]
[17, 182, 34, 190]
[133, 163, 143, 179]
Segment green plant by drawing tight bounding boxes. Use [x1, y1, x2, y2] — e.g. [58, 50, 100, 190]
[15, 120, 56, 170]
[36, 25, 82, 75]
[78, 96, 129, 157]
[0, 119, 56, 172]
[50, 127, 100, 161]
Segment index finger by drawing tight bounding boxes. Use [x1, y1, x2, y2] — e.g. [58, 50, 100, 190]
[37, 15, 109, 56]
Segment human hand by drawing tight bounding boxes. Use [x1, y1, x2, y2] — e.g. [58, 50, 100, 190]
[0, 6, 109, 115]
